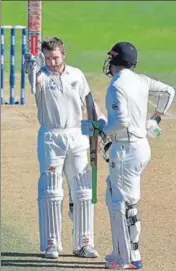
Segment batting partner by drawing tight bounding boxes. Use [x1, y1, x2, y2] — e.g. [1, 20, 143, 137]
[24, 37, 105, 259]
[81, 41, 175, 269]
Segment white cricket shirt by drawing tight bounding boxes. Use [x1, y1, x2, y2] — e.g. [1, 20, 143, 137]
[103, 69, 175, 141]
[35, 65, 90, 129]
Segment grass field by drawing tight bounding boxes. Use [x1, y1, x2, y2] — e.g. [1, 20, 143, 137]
[2, 1, 176, 79]
[1, 1, 176, 271]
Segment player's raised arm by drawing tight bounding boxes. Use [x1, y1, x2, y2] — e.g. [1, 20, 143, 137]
[24, 52, 45, 92]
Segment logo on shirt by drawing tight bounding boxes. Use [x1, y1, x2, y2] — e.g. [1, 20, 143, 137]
[112, 101, 118, 110]
[111, 161, 116, 168]
[71, 81, 78, 89]
[49, 79, 57, 91]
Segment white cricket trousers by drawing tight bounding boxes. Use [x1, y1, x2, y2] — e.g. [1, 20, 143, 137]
[38, 126, 89, 183]
[109, 137, 151, 204]
[37, 127, 48, 174]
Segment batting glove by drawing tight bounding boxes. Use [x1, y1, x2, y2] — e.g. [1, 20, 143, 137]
[81, 120, 100, 136]
[24, 52, 45, 75]
[146, 116, 161, 138]
[81, 119, 106, 137]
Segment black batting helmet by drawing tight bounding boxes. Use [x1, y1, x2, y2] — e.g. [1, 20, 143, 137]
[103, 41, 138, 76]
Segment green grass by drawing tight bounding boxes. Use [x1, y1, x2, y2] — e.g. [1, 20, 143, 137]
[1, 1, 176, 79]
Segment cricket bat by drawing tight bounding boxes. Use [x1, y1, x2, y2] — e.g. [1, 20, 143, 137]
[27, 0, 42, 94]
[85, 92, 98, 204]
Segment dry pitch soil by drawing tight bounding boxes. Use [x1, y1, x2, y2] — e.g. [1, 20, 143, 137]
[2, 78, 176, 270]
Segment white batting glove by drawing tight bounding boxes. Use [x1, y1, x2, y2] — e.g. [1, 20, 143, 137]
[146, 119, 161, 138]
[24, 52, 45, 75]
[24, 53, 37, 74]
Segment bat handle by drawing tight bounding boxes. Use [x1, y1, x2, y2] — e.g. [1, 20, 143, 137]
[30, 66, 36, 94]
[91, 167, 97, 204]
[92, 190, 97, 204]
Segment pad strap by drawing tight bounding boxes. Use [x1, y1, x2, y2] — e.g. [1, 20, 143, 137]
[127, 214, 140, 226]
[131, 242, 139, 250]
[126, 204, 140, 252]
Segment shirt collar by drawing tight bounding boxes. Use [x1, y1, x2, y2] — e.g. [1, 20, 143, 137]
[62, 64, 70, 75]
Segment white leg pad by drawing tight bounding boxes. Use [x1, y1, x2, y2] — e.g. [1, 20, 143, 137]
[38, 171, 63, 252]
[71, 167, 94, 251]
[106, 176, 131, 264]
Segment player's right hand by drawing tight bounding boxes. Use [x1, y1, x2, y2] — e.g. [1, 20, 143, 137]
[81, 120, 100, 136]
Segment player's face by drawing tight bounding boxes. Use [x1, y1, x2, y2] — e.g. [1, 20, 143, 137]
[43, 47, 66, 73]
[110, 64, 118, 76]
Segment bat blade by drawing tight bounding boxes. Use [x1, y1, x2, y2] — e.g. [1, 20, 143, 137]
[85, 92, 98, 204]
[27, 0, 42, 94]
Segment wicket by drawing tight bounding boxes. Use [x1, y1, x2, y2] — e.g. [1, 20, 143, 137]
[1, 25, 27, 105]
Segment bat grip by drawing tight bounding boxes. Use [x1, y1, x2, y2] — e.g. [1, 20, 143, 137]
[30, 66, 36, 94]
[92, 167, 97, 204]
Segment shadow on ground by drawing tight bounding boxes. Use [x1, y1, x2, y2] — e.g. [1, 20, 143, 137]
[1, 252, 106, 269]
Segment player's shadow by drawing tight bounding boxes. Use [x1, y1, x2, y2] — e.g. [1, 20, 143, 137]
[1, 252, 73, 258]
[1, 252, 106, 269]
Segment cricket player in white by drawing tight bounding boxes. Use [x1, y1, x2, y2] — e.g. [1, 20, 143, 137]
[81, 41, 175, 269]
[24, 37, 104, 259]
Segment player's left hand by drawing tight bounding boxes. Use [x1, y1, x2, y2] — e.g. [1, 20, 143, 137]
[146, 119, 161, 137]
[24, 52, 45, 75]
[81, 120, 100, 136]
[24, 53, 37, 74]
